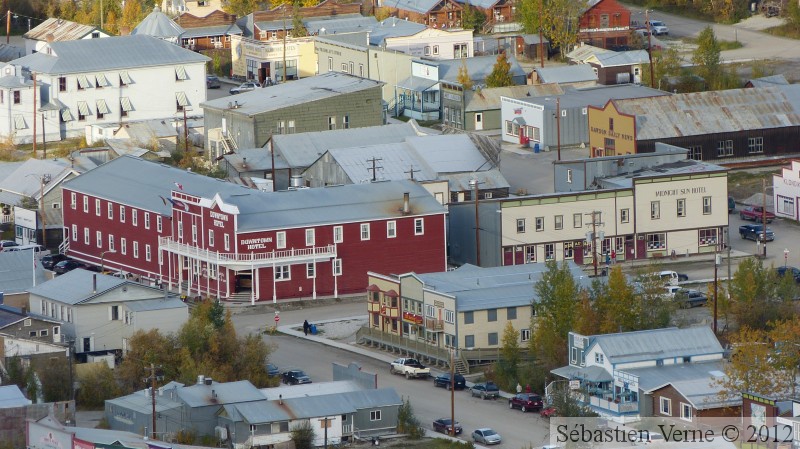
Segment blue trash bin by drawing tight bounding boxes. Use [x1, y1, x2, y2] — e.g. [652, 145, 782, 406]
[533, 143, 540, 154]
[310, 324, 318, 335]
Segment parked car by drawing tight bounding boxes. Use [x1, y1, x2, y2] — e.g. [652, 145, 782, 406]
[540, 406, 558, 418]
[0, 240, 18, 251]
[470, 382, 500, 399]
[52, 260, 87, 275]
[230, 81, 261, 94]
[281, 369, 311, 385]
[646, 20, 669, 35]
[42, 253, 70, 270]
[673, 289, 708, 308]
[728, 196, 736, 213]
[508, 393, 543, 412]
[206, 75, 221, 89]
[472, 428, 502, 445]
[776, 266, 800, 283]
[390, 358, 430, 379]
[740, 206, 775, 223]
[6, 244, 45, 253]
[433, 372, 466, 390]
[266, 363, 280, 377]
[432, 418, 462, 435]
[739, 224, 775, 241]
[657, 270, 688, 285]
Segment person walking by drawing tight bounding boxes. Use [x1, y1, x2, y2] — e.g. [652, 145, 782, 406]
[525, 384, 532, 394]
[516, 383, 522, 394]
[303, 320, 309, 336]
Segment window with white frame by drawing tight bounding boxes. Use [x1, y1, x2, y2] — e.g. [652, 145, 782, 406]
[333, 226, 343, 243]
[96, 231, 102, 247]
[545, 243, 555, 260]
[276, 231, 286, 249]
[132, 209, 138, 226]
[620, 208, 630, 223]
[370, 410, 381, 421]
[71, 224, 77, 241]
[426, 304, 435, 317]
[95, 199, 101, 216]
[84, 228, 90, 245]
[414, 218, 424, 235]
[535, 217, 544, 231]
[274, 265, 290, 280]
[660, 397, 671, 415]
[778, 195, 795, 216]
[703, 196, 712, 214]
[748, 137, 764, 154]
[133, 241, 139, 258]
[595, 353, 604, 363]
[387, 221, 396, 238]
[517, 219, 525, 233]
[108, 235, 115, 251]
[305, 229, 315, 246]
[573, 213, 582, 228]
[209, 230, 215, 246]
[121, 238, 127, 255]
[360, 223, 370, 240]
[107, 203, 113, 219]
[521, 329, 531, 341]
[567, 169, 573, 183]
[647, 233, 666, 250]
[306, 263, 315, 278]
[651, 201, 660, 219]
[192, 224, 197, 243]
[716, 140, 733, 157]
[554, 215, 563, 230]
[699, 228, 718, 246]
[525, 245, 535, 263]
[71, 192, 76, 209]
[177, 221, 183, 239]
[157, 215, 162, 232]
[332, 258, 342, 276]
[145, 244, 151, 261]
[119, 205, 125, 222]
[681, 403, 692, 421]
[564, 241, 574, 259]
[328, 116, 337, 130]
[144, 212, 150, 229]
[224, 234, 230, 251]
[83, 196, 88, 212]
[677, 198, 686, 217]
[444, 309, 455, 324]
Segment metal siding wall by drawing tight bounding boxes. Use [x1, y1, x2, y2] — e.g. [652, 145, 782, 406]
[448, 203, 477, 266]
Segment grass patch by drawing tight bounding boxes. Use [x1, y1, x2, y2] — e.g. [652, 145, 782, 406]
[392, 438, 475, 449]
[765, 23, 800, 39]
[680, 37, 744, 50]
[728, 169, 780, 201]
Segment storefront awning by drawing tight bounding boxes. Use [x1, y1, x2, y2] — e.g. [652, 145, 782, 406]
[121, 97, 133, 112]
[512, 116, 526, 125]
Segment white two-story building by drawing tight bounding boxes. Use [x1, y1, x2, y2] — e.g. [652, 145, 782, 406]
[5, 35, 208, 144]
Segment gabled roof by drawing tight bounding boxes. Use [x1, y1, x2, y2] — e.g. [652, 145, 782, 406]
[10, 35, 207, 75]
[519, 84, 668, 110]
[566, 44, 610, 63]
[222, 148, 290, 173]
[614, 86, 800, 140]
[273, 122, 423, 168]
[225, 400, 290, 424]
[26, 269, 160, 304]
[180, 23, 243, 39]
[588, 49, 650, 67]
[454, 0, 499, 9]
[0, 304, 59, 329]
[0, 251, 48, 294]
[261, 380, 364, 400]
[24, 18, 98, 42]
[177, 380, 265, 408]
[132, 6, 186, 39]
[589, 326, 723, 365]
[0, 158, 77, 203]
[534, 64, 598, 84]
[367, 17, 428, 44]
[746, 74, 789, 88]
[436, 54, 526, 84]
[201, 72, 383, 116]
[464, 84, 563, 112]
[391, 0, 450, 14]
[0, 385, 31, 408]
[105, 383, 184, 415]
[629, 361, 738, 409]
[415, 262, 593, 312]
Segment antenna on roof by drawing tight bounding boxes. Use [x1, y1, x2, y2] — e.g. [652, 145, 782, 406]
[366, 157, 383, 182]
[404, 165, 418, 180]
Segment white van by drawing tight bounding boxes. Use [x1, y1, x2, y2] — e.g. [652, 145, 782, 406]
[658, 271, 680, 286]
[6, 244, 46, 253]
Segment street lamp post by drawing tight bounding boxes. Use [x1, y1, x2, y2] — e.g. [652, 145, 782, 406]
[100, 249, 116, 274]
[785, 248, 790, 268]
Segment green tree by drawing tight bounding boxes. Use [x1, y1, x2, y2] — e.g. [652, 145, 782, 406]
[460, 5, 485, 32]
[518, 0, 585, 57]
[35, 356, 72, 403]
[115, 329, 180, 393]
[290, 1, 309, 37]
[634, 269, 675, 330]
[596, 266, 640, 333]
[641, 47, 683, 89]
[4, 356, 28, 391]
[290, 420, 316, 449]
[692, 26, 722, 89]
[716, 326, 788, 400]
[486, 52, 514, 88]
[497, 321, 521, 387]
[397, 397, 425, 439]
[531, 261, 581, 370]
[77, 363, 120, 408]
[729, 258, 790, 330]
[769, 318, 800, 397]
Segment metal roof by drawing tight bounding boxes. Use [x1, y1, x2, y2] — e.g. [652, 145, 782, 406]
[464, 84, 563, 112]
[0, 305, 59, 329]
[520, 84, 668, 110]
[614, 86, 800, 140]
[123, 297, 187, 312]
[0, 44, 24, 62]
[105, 386, 184, 415]
[26, 269, 155, 304]
[534, 65, 598, 84]
[590, 326, 723, 365]
[416, 262, 594, 312]
[282, 388, 400, 419]
[598, 159, 727, 189]
[589, 50, 650, 67]
[23, 18, 98, 42]
[306, 14, 378, 35]
[180, 23, 242, 38]
[132, 6, 186, 38]
[566, 44, 610, 63]
[223, 148, 291, 173]
[367, 17, 428, 44]
[0, 158, 76, 200]
[442, 169, 510, 191]
[10, 35, 208, 75]
[551, 364, 613, 382]
[0, 250, 48, 294]
[628, 361, 738, 409]
[391, 0, 443, 14]
[177, 380, 265, 408]
[201, 72, 383, 116]
[396, 75, 438, 92]
[273, 122, 422, 168]
[316, 31, 371, 49]
[436, 54, 526, 84]
[455, 0, 499, 9]
[261, 380, 364, 400]
[747, 74, 789, 87]
[226, 400, 291, 424]
[0, 385, 31, 408]
[0, 74, 33, 89]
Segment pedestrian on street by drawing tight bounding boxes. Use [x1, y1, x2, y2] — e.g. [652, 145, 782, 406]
[525, 384, 532, 394]
[611, 249, 616, 264]
[516, 383, 522, 394]
[303, 320, 309, 336]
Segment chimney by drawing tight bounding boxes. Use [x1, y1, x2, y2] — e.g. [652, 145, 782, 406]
[402, 192, 410, 215]
[93, 274, 97, 293]
[212, 389, 217, 398]
[45, 33, 55, 43]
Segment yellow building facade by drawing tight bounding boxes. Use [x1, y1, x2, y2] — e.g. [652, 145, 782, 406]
[588, 100, 637, 157]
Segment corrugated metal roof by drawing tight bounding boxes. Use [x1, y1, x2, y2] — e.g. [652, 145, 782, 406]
[521, 84, 668, 110]
[747, 74, 789, 87]
[464, 84, 563, 112]
[392, 0, 442, 14]
[124, 297, 187, 312]
[273, 122, 422, 168]
[201, 72, 383, 116]
[590, 326, 723, 365]
[10, 35, 207, 75]
[442, 169, 510, 191]
[628, 361, 738, 409]
[0, 158, 74, 199]
[551, 364, 613, 382]
[0, 74, 32, 89]
[0, 251, 47, 294]
[436, 54, 526, 84]
[23, 18, 98, 42]
[367, 17, 427, 44]
[178, 380, 264, 408]
[261, 380, 364, 400]
[0, 385, 31, 408]
[223, 148, 291, 172]
[566, 44, 610, 63]
[306, 14, 378, 35]
[63, 155, 445, 232]
[0, 44, 23, 62]
[227, 400, 291, 424]
[396, 75, 439, 91]
[590, 50, 650, 67]
[535, 65, 598, 84]
[180, 23, 242, 38]
[132, 6, 186, 38]
[27, 269, 145, 304]
[105, 386, 184, 415]
[615, 86, 800, 140]
[416, 262, 593, 312]
[598, 159, 726, 189]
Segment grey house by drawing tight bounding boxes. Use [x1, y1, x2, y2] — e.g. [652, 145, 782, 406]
[104, 381, 185, 437]
[202, 72, 385, 160]
[221, 147, 291, 191]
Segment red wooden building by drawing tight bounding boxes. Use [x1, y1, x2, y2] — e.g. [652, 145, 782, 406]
[578, 0, 631, 50]
[61, 156, 447, 302]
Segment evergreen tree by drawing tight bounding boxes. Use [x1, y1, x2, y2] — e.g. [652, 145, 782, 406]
[486, 52, 514, 88]
[290, 1, 309, 37]
[692, 26, 722, 89]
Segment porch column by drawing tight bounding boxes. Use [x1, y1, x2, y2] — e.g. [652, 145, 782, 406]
[251, 263, 256, 305]
[177, 255, 183, 295]
[312, 257, 317, 300]
[216, 252, 220, 300]
[167, 251, 173, 290]
[272, 260, 277, 303]
[254, 264, 260, 302]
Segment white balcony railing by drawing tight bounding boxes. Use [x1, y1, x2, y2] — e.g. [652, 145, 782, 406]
[159, 237, 336, 268]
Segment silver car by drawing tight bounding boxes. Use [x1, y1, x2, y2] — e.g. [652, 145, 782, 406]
[229, 81, 261, 94]
[473, 428, 502, 445]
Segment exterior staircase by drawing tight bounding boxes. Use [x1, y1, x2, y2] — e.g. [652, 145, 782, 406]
[452, 356, 469, 375]
[221, 134, 238, 154]
[58, 238, 69, 255]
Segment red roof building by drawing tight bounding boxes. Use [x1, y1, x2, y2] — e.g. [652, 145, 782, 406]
[61, 156, 447, 302]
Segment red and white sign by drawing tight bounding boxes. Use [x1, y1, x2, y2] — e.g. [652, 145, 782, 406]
[274, 315, 280, 322]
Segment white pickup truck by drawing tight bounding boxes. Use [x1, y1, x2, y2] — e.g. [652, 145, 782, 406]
[390, 358, 431, 379]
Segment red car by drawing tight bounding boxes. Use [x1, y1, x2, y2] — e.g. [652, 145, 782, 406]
[508, 393, 543, 412]
[540, 406, 557, 418]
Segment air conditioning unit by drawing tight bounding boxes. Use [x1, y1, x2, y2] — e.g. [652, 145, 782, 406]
[215, 426, 228, 440]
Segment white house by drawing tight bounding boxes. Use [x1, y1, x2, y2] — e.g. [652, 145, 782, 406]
[27, 269, 189, 356]
[773, 159, 800, 222]
[23, 18, 110, 56]
[382, 27, 474, 60]
[6, 35, 208, 144]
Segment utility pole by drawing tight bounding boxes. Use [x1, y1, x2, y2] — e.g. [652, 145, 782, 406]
[555, 96, 561, 161]
[269, 137, 276, 192]
[404, 165, 418, 180]
[645, 10, 655, 89]
[39, 175, 47, 249]
[282, 6, 287, 83]
[470, 179, 482, 267]
[713, 249, 719, 334]
[6, 10, 10, 44]
[144, 363, 160, 439]
[585, 211, 604, 277]
[323, 417, 329, 449]
[366, 157, 383, 182]
[32, 72, 37, 157]
[450, 349, 456, 437]
[538, 0, 544, 68]
[41, 111, 46, 159]
[183, 108, 189, 154]
[762, 179, 768, 258]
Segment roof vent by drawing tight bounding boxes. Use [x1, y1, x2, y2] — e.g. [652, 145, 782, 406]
[205, 377, 213, 385]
